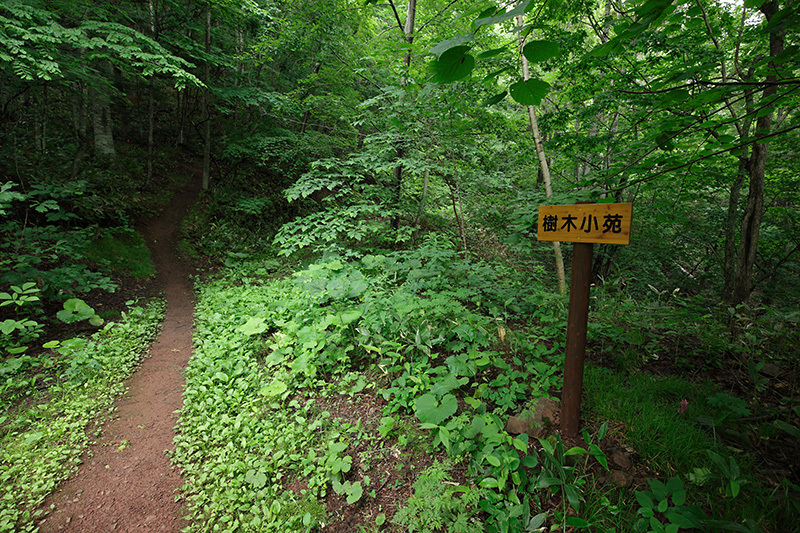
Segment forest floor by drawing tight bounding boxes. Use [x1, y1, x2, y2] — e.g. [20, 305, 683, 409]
[35, 177, 201, 532]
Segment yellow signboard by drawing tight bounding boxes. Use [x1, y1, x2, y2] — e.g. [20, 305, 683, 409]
[537, 203, 632, 245]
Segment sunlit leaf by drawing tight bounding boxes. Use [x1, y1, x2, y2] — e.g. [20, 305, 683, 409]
[430, 33, 474, 57]
[509, 78, 550, 106]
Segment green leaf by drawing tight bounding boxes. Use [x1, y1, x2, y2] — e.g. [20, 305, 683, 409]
[482, 66, 512, 83]
[245, 469, 267, 489]
[512, 436, 528, 452]
[528, 512, 547, 529]
[475, 0, 532, 27]
[598, 421, 608, 441]
[415, 393, 457, 425]
[535, 476, 562, 488]
[481, 91, 507, 107]
[433, 46, 475, 83]
[665, 511, 696, 528]
[260, 379, 288, 398]
[509, 78, 550, 106]
[57, 298, 96, 323]
[564, 484, 582, 510]
[7, 345, 28, 355]
[478, 47, 508, 59]
[636, 491, 654, 510]
[566, 516, 591, 528]
[729, 479, 741, 498]
[564, 446, 588, 456]
[522, 40, 561, 63]
[666, 476, 683, 494]
[238, 317, 268, 336]
[650, 516, 665, 532]
[346, 481, 363, 504]
[776, 420, 800, 440]
[430, 34, 474, 57]
[479, 477, 499, 488]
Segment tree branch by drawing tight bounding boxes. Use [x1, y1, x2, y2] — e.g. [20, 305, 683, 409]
[385, 0, 406, 34]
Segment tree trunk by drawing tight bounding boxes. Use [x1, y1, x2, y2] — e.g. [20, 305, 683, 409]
[730, 0, 783, 304]
[71, 82, 90, 177]
[91, 67, 116, 159]
[175, 89, 185, 147]
[146, 0, 157, 188]
[722, 158, 748, 300]
[518, 13, 566, 295]
[202, 5, 212, 190]
[390, 0, 416, 231]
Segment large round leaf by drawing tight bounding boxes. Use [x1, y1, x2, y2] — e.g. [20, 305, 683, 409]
[415, 393, 458, 425]
[510, 78, 550, 106]
[522, 40, 561, 63]
[433, 46, 475, 83]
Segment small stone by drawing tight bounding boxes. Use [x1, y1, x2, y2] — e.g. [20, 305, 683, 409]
[761, 363, 782, 378]
[610, 470, 631, 488]
[612, 449, 632, 469]
[506, 414, 539, 437]
[505, 397, 559, 438]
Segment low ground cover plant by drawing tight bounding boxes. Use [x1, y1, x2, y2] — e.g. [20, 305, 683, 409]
[175, 243, 798, 532]
[0, 299, 165, 532]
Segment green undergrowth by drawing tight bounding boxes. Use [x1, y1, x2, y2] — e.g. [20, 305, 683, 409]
[584, 365, 799, 531]
[585, 289, 800, 531]
[84, 228, 156, 279]
[176, 240, 800, 532]
[0, 299, 165, 532]
[174, 238, 583, 532]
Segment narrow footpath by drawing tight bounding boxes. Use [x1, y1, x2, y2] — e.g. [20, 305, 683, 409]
[37, 180, 200, 532]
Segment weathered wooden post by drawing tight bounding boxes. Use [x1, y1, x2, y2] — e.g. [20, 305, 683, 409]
[537, 203, 633, 438]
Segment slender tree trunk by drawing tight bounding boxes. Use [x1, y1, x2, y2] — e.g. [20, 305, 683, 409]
[518, 14, 566, 294]
[175, 89, 185, 147]
[34, 88, 47, 156]
[413, 168, 429, 233]
[71, 82, 90, 177]
[202, 5, 212, 190]
[146, 0, 157, 187]
[91, 64, 116, 159]
[731, 0, 783, 304]
[722, 158, 748, 300]
[391, 0, 416, 230]
[444, 174, 468, 256]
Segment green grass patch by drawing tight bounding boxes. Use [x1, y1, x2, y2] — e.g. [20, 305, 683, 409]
[582, 364, 800, 531]
[85, 229, 156, 279]
[583, 365, 720, 475]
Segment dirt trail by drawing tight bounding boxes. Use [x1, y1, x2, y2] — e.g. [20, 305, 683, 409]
[37, 180, 200, 532]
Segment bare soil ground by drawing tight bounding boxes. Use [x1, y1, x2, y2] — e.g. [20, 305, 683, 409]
[36, 179, 200, 533]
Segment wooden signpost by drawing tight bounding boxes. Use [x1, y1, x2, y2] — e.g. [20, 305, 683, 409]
[537, 203, 633, 438]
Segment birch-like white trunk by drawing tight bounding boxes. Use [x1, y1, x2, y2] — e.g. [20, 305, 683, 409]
[517, 14, 566, 294]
